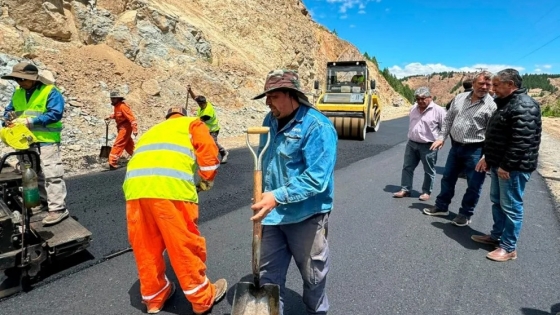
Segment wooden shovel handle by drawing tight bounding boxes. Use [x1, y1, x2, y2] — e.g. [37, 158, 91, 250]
[252, 170, 263, 285]
[247, 127, 270, 135]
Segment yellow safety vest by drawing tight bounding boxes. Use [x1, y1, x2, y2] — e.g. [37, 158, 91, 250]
[196, 101, 220, 132]
[123, 117, 199, 202]
[11, 84, 63, 143]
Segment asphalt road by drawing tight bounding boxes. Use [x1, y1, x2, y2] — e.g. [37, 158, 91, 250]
[1, 117, 559, 315]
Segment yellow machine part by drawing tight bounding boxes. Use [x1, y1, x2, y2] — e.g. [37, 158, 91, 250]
[329, 116, 366, 140]
[0, 123, 38, 150]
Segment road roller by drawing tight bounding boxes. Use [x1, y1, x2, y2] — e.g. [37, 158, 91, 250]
[314, 61, 382, 140]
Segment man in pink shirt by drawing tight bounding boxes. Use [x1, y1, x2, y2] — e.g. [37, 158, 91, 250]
[393, 87, 446, 201]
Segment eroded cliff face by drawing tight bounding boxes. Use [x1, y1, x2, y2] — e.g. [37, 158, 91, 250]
[0, 0, 404, 172]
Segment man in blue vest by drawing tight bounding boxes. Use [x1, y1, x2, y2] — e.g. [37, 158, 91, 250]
[2, 62, 69, 225]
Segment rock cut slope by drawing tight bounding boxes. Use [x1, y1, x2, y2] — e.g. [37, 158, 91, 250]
[0, 0, 405, 174]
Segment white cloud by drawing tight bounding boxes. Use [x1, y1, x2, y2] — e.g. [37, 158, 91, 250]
[535, 68, 543, 72]
[349, 24, 356, 28]
[340, 14, 348, 19]
[325, 0, 380, 13]
[388, 62, 525, 79]
[358, 9, 366, 14]
[535, 64, 552, 70]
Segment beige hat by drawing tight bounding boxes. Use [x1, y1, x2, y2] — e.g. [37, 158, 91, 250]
[38, 69, 56, 85]
[110, 91, 125, 99]
[252, 69, 313, 107]
[1, 62, 40, 81]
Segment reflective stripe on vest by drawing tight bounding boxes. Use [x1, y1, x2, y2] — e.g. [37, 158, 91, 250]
[196, 101, 220, 132]
[11, 85, 62, 143]
[123, 117, 199, 202]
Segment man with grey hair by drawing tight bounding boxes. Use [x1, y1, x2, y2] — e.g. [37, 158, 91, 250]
[423, 71, 497, 227]
[393, 87, 446, 201]
[472, 69, 541, 262]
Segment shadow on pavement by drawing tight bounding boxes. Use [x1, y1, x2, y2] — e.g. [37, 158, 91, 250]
[521, 302, 560, 314]
[431, 221, 491, 250]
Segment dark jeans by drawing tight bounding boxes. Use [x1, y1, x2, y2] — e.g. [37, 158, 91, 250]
[435, 141, 486, 217]
[400, 140, 438, 194]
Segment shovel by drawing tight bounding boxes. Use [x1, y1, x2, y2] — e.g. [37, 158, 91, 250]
[231, 126, 280, 315]
[99, 120, 111, 158]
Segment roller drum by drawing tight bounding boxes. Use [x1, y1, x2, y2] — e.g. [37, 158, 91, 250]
[329, 116, 366, 140]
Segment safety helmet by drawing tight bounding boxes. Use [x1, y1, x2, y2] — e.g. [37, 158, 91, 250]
[165, 107, 188, 119]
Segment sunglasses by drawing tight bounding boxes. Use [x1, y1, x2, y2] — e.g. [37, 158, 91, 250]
[15, 78, 26, 83]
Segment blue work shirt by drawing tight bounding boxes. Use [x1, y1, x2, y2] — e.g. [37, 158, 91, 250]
[3, 82, 65, 127]
[258, 104, 338, 225]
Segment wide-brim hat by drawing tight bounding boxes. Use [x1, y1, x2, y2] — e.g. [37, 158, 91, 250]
[1, 62, 39, 81]
[252, 69, 314, 107]
[109, 91, 125, 99]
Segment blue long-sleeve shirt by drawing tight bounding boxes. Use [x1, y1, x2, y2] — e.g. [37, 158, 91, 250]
[3, 82, 65, 127]
[258, 105, 338, 225]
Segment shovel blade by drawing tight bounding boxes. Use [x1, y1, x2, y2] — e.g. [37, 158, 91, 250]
[99, 146, 111, 158]
[231, 282, 280, 315]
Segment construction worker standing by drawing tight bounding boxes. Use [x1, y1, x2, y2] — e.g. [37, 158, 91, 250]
[1, 62, 69, 225]
[105, 91, 138, 170]
[123, 107, 227, 315]
[187, 85, 229, 164]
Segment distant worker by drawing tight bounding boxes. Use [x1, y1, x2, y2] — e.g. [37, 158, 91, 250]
[187, 85, 229, 164]
[2, 62, 69, 225]
[104, 91, 138, 170]
[393, 87, 446, 201]
[351, 70, 365, 86]
[123, 107, 227, 314]
[446, 78, 473, 110]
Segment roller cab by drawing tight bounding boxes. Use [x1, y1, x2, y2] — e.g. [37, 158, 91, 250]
[314, 61, 382, 140]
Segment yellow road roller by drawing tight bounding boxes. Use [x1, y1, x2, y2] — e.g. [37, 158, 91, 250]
[314, 61, 382, 140]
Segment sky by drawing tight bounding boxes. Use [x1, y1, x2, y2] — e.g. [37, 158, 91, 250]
[301, 0, 560, 78]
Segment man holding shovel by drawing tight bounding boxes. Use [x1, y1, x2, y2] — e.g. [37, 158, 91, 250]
[250, 70, 338, 314]
[104, 91, 138, 170]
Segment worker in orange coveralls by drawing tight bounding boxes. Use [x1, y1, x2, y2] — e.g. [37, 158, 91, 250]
[123, 107, 227, 315]
[105, 91, 138, 170]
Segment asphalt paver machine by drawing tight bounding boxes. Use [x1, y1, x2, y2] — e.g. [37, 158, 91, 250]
[0, 149, 92, 298]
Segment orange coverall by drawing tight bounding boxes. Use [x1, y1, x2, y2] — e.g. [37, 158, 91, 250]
[125, 117, 220, 314]
[108, 100, 138, 167]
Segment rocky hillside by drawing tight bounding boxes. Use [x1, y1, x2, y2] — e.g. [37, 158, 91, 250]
[403, 73, 560, 107]
[0, 0, 405, 174]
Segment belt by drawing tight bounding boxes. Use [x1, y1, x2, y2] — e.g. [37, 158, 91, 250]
[451, 139, 483, 148]
[410, 140, 433, 145]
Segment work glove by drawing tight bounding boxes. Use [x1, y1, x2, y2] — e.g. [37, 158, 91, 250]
[13, 117, 32, 127]
[196, 180, 213, 192]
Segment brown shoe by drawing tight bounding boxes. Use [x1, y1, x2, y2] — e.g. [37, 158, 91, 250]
[146, 283, 176, 314]
[194, 278, 228, 315]
[393, 190, 410, 198]
[418, 193, 430, 201]
[471, 234, 499, 246]
[42, 209, 69, 225]
[486, 248, 517, 262]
